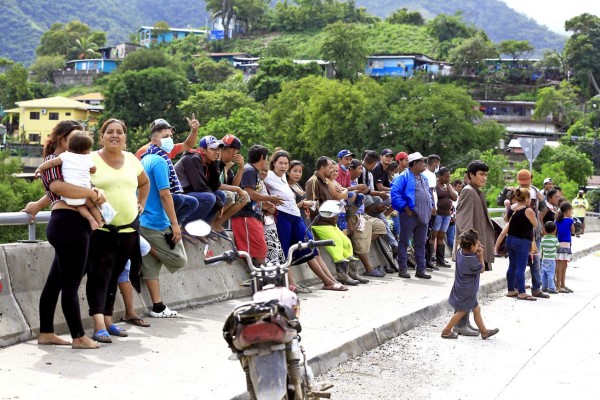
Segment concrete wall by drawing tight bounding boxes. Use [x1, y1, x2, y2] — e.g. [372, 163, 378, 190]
[0, 233, 388, 348]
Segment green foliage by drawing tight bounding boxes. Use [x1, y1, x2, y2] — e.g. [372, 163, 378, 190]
[477, 149, 510, 205]
[29, 55, 66, 83]
[320, 22, 369, 81]
[0, 152, 46, 243]
[533, 82, 581, 130]
[498, 40, 534, 60]
[427, 13, 476, 58]
[193, 58, 241, 90]
[386, 8, 425, 25]
[198, 107, 267, 147]
[179, 88, 258, 126]
[0, 63, 33, 109]
[448, 32, 497, 75]
[36, 21, 106, 61]
[102, 67, 189, 132]
[117, 48, 181, 73]
[564, 13, 600, 89]
[205, 0, 270, 36]
[247, 58, 323, 101]
[535, 144, 594, 186]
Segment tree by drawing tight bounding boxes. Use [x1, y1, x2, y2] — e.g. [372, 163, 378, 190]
[320, 22, 369, 82]
[118, 48, 181, 73]
[72, 35, 100, 59]
[205, 0, 269, 37]
[427, 13, 477, 59]
[533, 145, 593, 186]
[564, 13, 600, 89]
[0, 63, 32, 109]
[197, 107, 267, 146]
[193, 58, 240, 89]
[448, 32, 498, 75]
[498, 40, 534, 61]
[533, 81, 581, 130]
[36, 20, 106, 61]
[385, 8, 425, 26]
[179, 89, 258, 126]
[152, 21, 171, 39]
[102, 67, 189, 132]
[29, 55, 66, 83]
[247, 58, 323, 101]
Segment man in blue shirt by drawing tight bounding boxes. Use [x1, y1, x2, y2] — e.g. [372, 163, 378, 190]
[391, 152, 434, 279]
[139, 122, 188, 318]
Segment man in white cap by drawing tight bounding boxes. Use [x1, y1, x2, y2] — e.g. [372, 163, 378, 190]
[391, 152, 434, 279]
[541, 177, 554, 200]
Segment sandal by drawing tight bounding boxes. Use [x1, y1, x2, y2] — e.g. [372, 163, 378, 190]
[505, 291, 518, 298]
[120, 316, 150, 327]
[296, 285, 313, 294]
[107, 324, 128, 337]
[441, 332, 458, 339]
[517, 294, 537, 301]
[322, 282, 349, 291]
[289, 284, 298, 293]
[92, 329, 112, 343]
[564, 287, 574, 293]
[558, 288, 570, 294]
[182, 232, 200, 245]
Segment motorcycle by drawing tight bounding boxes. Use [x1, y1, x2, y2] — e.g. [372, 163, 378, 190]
[187, 200, 344, 400]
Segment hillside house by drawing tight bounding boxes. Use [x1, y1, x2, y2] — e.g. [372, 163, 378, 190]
[98, 43, 142, 60]
[4, 97, 102, 144]
[210, 12, 247, 39]
[365, 54, 451, 78]
[138, 26, 205, 47]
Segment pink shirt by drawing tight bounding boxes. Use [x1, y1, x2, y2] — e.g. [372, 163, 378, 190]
[336, 164, 351, 188]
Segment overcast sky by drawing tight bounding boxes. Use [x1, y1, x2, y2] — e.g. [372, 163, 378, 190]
[501, 0, 600, 35]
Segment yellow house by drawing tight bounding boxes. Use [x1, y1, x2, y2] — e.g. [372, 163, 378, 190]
[5, 96, 103, 144]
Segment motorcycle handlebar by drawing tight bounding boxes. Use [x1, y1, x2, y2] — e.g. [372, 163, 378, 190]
[204, 254, 228, 265]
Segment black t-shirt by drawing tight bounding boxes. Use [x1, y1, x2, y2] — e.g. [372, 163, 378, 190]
[218, 161, 235, 185]
[233, 164, 264, 220]
[371, 162, 390, 188]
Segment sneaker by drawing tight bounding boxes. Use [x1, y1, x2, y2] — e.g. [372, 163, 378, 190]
[542, 288, 549, 293]
[149, 305, 178, 318]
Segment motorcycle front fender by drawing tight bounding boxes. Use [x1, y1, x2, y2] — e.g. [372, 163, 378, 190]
[248, 349, 287, 400]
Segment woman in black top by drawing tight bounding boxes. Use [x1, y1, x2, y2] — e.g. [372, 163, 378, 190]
[495, 187, 538, 300]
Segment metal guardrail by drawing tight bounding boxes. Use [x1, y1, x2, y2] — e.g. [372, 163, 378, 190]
[0, 211, 51, 241]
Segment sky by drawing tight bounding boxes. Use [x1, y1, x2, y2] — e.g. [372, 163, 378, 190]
[501, 0, 600, 35]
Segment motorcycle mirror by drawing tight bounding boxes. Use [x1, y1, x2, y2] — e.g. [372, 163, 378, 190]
[318, 200, 344, 218]
[185, 219, 212, 237]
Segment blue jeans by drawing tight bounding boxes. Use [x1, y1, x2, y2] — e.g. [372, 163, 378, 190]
[397, 213, 428, 274]
[506, 235, 531, 293]
[446, 223, 455, 250]
[173, 193, 199, 225]
[529, 237, 542, 291]
[182, 190, 227, 226]
[541, 259, 556, 291]
[391, 212, 400, 238]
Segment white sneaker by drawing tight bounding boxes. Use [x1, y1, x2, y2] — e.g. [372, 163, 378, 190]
[148, 305, 177, 318]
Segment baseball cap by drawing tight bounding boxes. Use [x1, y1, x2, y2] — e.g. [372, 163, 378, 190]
[517, 169, 532, 184]
[543, 177, 553, 184]
[199, 135, 224, 149]
[337, 149, 355, 159]
[150, 118, 173, 133]
[578, 189, 584, 193]
[395, 151, 408, 162]
[221, 134, 242, 149]
[407, 152, 427, 163]
[381, 148, 394, 157]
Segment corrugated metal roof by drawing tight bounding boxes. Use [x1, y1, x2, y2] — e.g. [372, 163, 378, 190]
[15, 96, 96, 110]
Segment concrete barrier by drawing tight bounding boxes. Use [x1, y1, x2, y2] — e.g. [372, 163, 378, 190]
[0, 232, 391, 348]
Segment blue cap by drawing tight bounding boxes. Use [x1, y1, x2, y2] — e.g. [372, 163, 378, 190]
[199, 135, 224, 149]
[337, 149, 355, 159]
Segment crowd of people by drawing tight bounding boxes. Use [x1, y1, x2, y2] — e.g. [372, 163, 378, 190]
[23, 117, 588, 348]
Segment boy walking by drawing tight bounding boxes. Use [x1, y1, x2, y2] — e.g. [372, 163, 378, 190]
[541, 221, 559, 294]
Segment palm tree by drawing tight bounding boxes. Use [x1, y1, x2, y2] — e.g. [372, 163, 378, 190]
[72, 35, 99, 59]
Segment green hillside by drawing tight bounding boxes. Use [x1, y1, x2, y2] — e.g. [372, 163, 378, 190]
[1, 0, 566, 64]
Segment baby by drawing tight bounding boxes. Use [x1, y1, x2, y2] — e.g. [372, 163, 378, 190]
[36, 131, 115, 230]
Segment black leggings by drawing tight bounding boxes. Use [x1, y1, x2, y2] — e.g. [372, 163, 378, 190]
[40, 209, 91, 339]
[86, 230, 138, 317]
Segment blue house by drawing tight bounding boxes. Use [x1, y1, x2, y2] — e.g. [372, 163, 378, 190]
[66, 59, 119, 73]
[138, 26, 206, 47]
[365, 54, 451, 78]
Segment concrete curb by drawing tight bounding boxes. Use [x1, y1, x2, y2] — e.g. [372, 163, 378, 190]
[229, 241, 600, 400]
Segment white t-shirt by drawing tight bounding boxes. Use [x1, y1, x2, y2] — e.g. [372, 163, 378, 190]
[422, 169, 436, 188]
[264, 170, 301, 217]
[59, 152, 94, 205]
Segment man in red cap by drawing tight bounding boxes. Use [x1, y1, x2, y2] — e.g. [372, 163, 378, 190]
[395, 152, 409, 176]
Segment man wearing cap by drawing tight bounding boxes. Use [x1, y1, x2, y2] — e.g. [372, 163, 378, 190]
[542, 178, 554, 200]
[336, 149, 355, 188]
[391, 152, 434, 279]
[515, 169, 548, 299]
[573, 190, 588, 235]
[394, 152, 409, 178]
[136, 116, 201, 225]
[423, 154, 441, 271]
[336, 149, 367, 214]
[210, 134, 249, 231]
[139, 121, 189, 317]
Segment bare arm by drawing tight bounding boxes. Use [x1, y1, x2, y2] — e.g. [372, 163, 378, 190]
[159, 188, 181, 243]
[181, 113, 200, 153]
[21, 195, 51, 221]
[525, 208, 538, 228]
[35, 157, 62, 175]
[494, 224, 509, 254]
[137, 171, 150, 213]
[375, 182, 390, 192]
[328, 180, 348, 200]
[245, 186, 283, 205]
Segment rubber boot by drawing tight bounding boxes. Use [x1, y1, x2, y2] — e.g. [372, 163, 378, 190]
[336, 261, 359, 286]
[348, 259, 369, 284]
[426, 243, 439, 271]
[436, 245, 451, 268]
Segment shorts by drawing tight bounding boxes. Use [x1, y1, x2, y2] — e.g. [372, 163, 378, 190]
[231, 217, 267, 259]
[223, 190, 248, 207]
[349, 214, 386, 254]
[432, 215, 451, 232]
[139, 226, 187, 280]
[556, 242, 572, 262]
